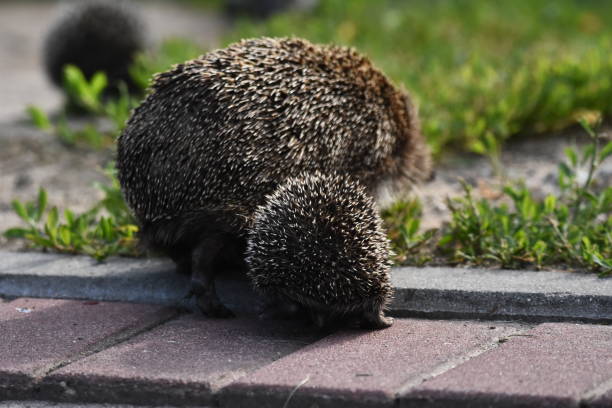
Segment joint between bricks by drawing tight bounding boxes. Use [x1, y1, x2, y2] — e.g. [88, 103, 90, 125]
[393, 323, 533, 399]
[32, 309, 181, 381]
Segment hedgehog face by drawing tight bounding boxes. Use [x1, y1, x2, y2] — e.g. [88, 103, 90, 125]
[290, 293, 394, 330]
[257, 286, 393, 330]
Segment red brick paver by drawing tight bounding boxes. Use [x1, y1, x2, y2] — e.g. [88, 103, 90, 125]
[404, 323, 612, 408]
[220, 319, 518, 408]
[0, 298, 176, 399]
[2, 297, 611, 408]
[45, 315, 319, 406]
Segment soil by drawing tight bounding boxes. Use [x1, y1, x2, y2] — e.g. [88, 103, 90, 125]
[1, 1, 610, 251]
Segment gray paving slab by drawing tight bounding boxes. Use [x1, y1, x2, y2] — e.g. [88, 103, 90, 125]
[392, 266, 612, 322]
[1, 251, 610, 322]
[0, 298, 177, 400]
[0, 251, 62, 275]
[43, 315, 319, 406]
[220, 319, 521, 408]
[402, 323, 612, 408]
[0, 251, 260, 315]
[0, 252, 185, 304]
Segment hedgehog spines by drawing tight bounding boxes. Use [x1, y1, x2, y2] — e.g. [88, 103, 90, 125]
[117, 37, 430, 321]
[245, 172, 393, 329]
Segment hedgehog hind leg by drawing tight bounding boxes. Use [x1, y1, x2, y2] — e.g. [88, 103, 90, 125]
[258, 295, 304, 321]
[168, 251, 192, 275]
[188, 234, 235, 318]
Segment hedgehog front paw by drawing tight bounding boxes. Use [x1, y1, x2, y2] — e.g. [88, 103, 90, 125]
[185, 282, 235, 318]
[196, 296, 235, 318]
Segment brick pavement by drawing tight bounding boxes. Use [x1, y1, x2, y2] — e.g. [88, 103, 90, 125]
[1, 298, 611, 407]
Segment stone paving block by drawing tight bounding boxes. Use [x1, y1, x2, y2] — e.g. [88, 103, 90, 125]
[0, 298, 177, 400]
[0, 251, 260, 315]
[45, 315, 319, 406]
[220, 319, 520, 408]
[3, 251, 610, 321]
[0, 253, 185, 306]
[392, 267, 612, 322]
[403, 323, 612, 408]
[0, 251, 60, 274]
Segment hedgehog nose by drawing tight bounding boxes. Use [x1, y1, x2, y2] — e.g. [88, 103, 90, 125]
[427, 170, 436, 182]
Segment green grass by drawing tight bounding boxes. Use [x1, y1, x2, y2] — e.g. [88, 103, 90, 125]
[225, 0, 612, 156]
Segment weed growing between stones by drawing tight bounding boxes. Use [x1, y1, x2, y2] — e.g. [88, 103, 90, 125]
[5, 165, 140, 261]
[383, 121, 612, 276]
[28, 66, 137, 148]
[381, 199, 436, 267]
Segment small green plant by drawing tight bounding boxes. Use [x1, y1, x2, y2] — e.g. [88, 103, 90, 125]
[27, 38, 203, 149]
[27, 104, 108, 149]
[380, 121, 611, 275]
[27, 65, 138, 149]
[63, 65, 108, 113]
[382, 199, 436, 266]
[4, 166, 140, 261]
[441, 121, 611, 275]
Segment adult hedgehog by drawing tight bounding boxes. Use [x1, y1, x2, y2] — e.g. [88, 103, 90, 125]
[117, 37, 432, 317]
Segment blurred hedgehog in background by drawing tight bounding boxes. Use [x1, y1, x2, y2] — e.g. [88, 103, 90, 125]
[43, 0, 146, 95]
[246, 172, 394, 329]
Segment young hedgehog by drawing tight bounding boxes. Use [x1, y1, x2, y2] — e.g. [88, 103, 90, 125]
[117, 37, 432, 317]
[246, 172, 393, 329]
[44, 0, 145, 94]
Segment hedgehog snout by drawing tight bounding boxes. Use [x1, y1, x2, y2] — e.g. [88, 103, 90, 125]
[307, 307, 393, 330]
